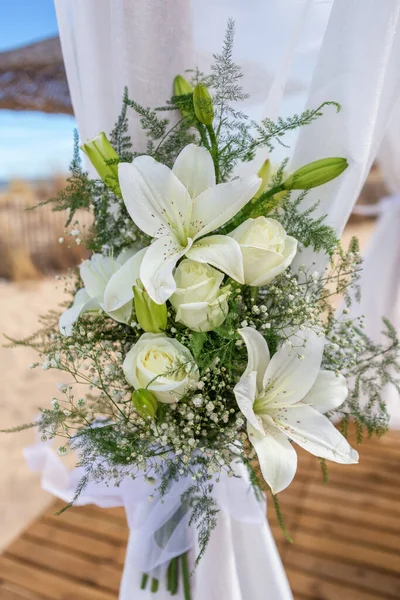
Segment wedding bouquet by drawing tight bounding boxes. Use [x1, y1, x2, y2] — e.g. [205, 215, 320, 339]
[7, 21, 399, 599]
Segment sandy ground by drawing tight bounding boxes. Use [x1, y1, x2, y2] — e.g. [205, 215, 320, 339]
[0, 278, 68, 551]
[0, 220, 376, 551]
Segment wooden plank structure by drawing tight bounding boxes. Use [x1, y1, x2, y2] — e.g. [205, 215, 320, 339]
[1, 428, 399, 599]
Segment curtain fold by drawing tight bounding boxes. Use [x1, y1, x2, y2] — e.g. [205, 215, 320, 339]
[346, 100, 400, 428]
[54, 0, 194, 146]
[289, 0, 400, 272]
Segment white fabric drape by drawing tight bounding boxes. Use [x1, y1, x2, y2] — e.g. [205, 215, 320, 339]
[53, 0, 400, 595]
[289, 0, 400, 272]
[54, 0, 194, 145]
[347, 100, 400, 428]
[25, 439, 293, 600]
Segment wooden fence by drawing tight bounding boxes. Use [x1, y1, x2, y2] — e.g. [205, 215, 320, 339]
[0, 181, 91, 280]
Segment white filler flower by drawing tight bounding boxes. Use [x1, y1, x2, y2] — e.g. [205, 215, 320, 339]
[234, 326, 358, 494]
[123, 333, 199, 403]
[117, 144, 261, 303]
[59, 249, 145, 336]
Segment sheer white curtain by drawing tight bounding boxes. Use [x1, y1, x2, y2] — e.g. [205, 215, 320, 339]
[54, 0, 194, 144]
[53, 0, 400, 597]
[347, 100, 400, 428]
[289, 0, 400, 271]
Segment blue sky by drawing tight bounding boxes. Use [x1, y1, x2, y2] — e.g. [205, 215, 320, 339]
[0, 0, 76, 180]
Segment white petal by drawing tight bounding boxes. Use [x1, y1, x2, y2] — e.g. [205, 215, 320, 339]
[59, 289, 101, 336]
[118, 158, 192, 240]
[263, 327, 325, 406]
[172, 144, 215, 198]
[303, 370, 348, 414]
[190, 175, 261, 239]
[249, 236, 298, 286]
[80, 255, 119, 298]
[103, 248, 147, 312]
[238, 327, 270, 393]
[187, 235, 244, 283]
[234, 372, 264, 433]
[107, 303, 134, 325]
[141, 235, 191, 304]
[174, 294, 228, 332]
[271, 404, 359, 464]
[117, 246, 142, 265]
[239, 247, 283, 285]
[247, 421, 297, 494]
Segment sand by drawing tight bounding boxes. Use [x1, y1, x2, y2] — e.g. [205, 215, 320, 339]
[0, 220, 376, 551]
[0, 278, 68, 551]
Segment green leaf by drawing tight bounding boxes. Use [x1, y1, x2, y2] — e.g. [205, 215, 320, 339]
[189, 332, 207, 360]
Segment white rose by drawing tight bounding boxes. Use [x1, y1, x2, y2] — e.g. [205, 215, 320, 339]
[123, 333, 199, 403]
[170, 260, 230, 332]
[229, 217, 297, 286]
[59, 248, 146, 336]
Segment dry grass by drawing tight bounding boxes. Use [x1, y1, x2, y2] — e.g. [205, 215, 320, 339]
[0, 177, 91, 280]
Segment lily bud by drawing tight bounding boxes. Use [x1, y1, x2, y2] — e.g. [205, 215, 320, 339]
[134, 280, 167, 333]
[81, 132, 121, 196]
[131, 389, 158, 420]
[254, 159, 271, 199]
[173, 75, 194, 119]
[283, 158, 348, 191]
[173, 75, 193, 96]
[193, 83, 214, 126]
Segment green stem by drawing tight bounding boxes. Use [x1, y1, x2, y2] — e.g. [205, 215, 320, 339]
[250, 286, 259, 303]
[167, 557, 179, 594]
[206, 124, 220, 183]
[140, 573, 149, 590]
[263, 183, 285, 198]
[151, 578, 159, 593]
[181, 553, 192, 600]
[198, 123, 211, 151]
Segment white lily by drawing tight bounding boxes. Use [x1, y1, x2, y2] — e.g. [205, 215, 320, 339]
[59, 249, 145, 336]
[234, 327, 358, 494]
[116, 144, 261, 304]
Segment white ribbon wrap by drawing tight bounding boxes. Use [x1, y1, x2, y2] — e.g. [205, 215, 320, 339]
[25, 441, 293, 599]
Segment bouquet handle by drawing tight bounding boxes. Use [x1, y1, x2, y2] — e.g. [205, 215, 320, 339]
[120, 510, 293, 600]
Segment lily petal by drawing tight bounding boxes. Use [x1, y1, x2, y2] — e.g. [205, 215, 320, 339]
[141, 235, 191, 304]
[106, 302, 134, 325]
[59, 289, 101, 336]
[190, 175, 261, 239]
[80, 255, 119, 298]
[271, 404, 359, 464]
[248, 421, 298, 494]
[172, 144, 215, 198]
[303, 370, 348, 414]
[187, 235, 244, 283]
[118, 157, 192, 240]
[117, 246, 142, 265]
[263, 327, 325, 406]
[238, 327, 270, 393]
[234, 372, 264, 434]
[103, 248, 146, 312]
